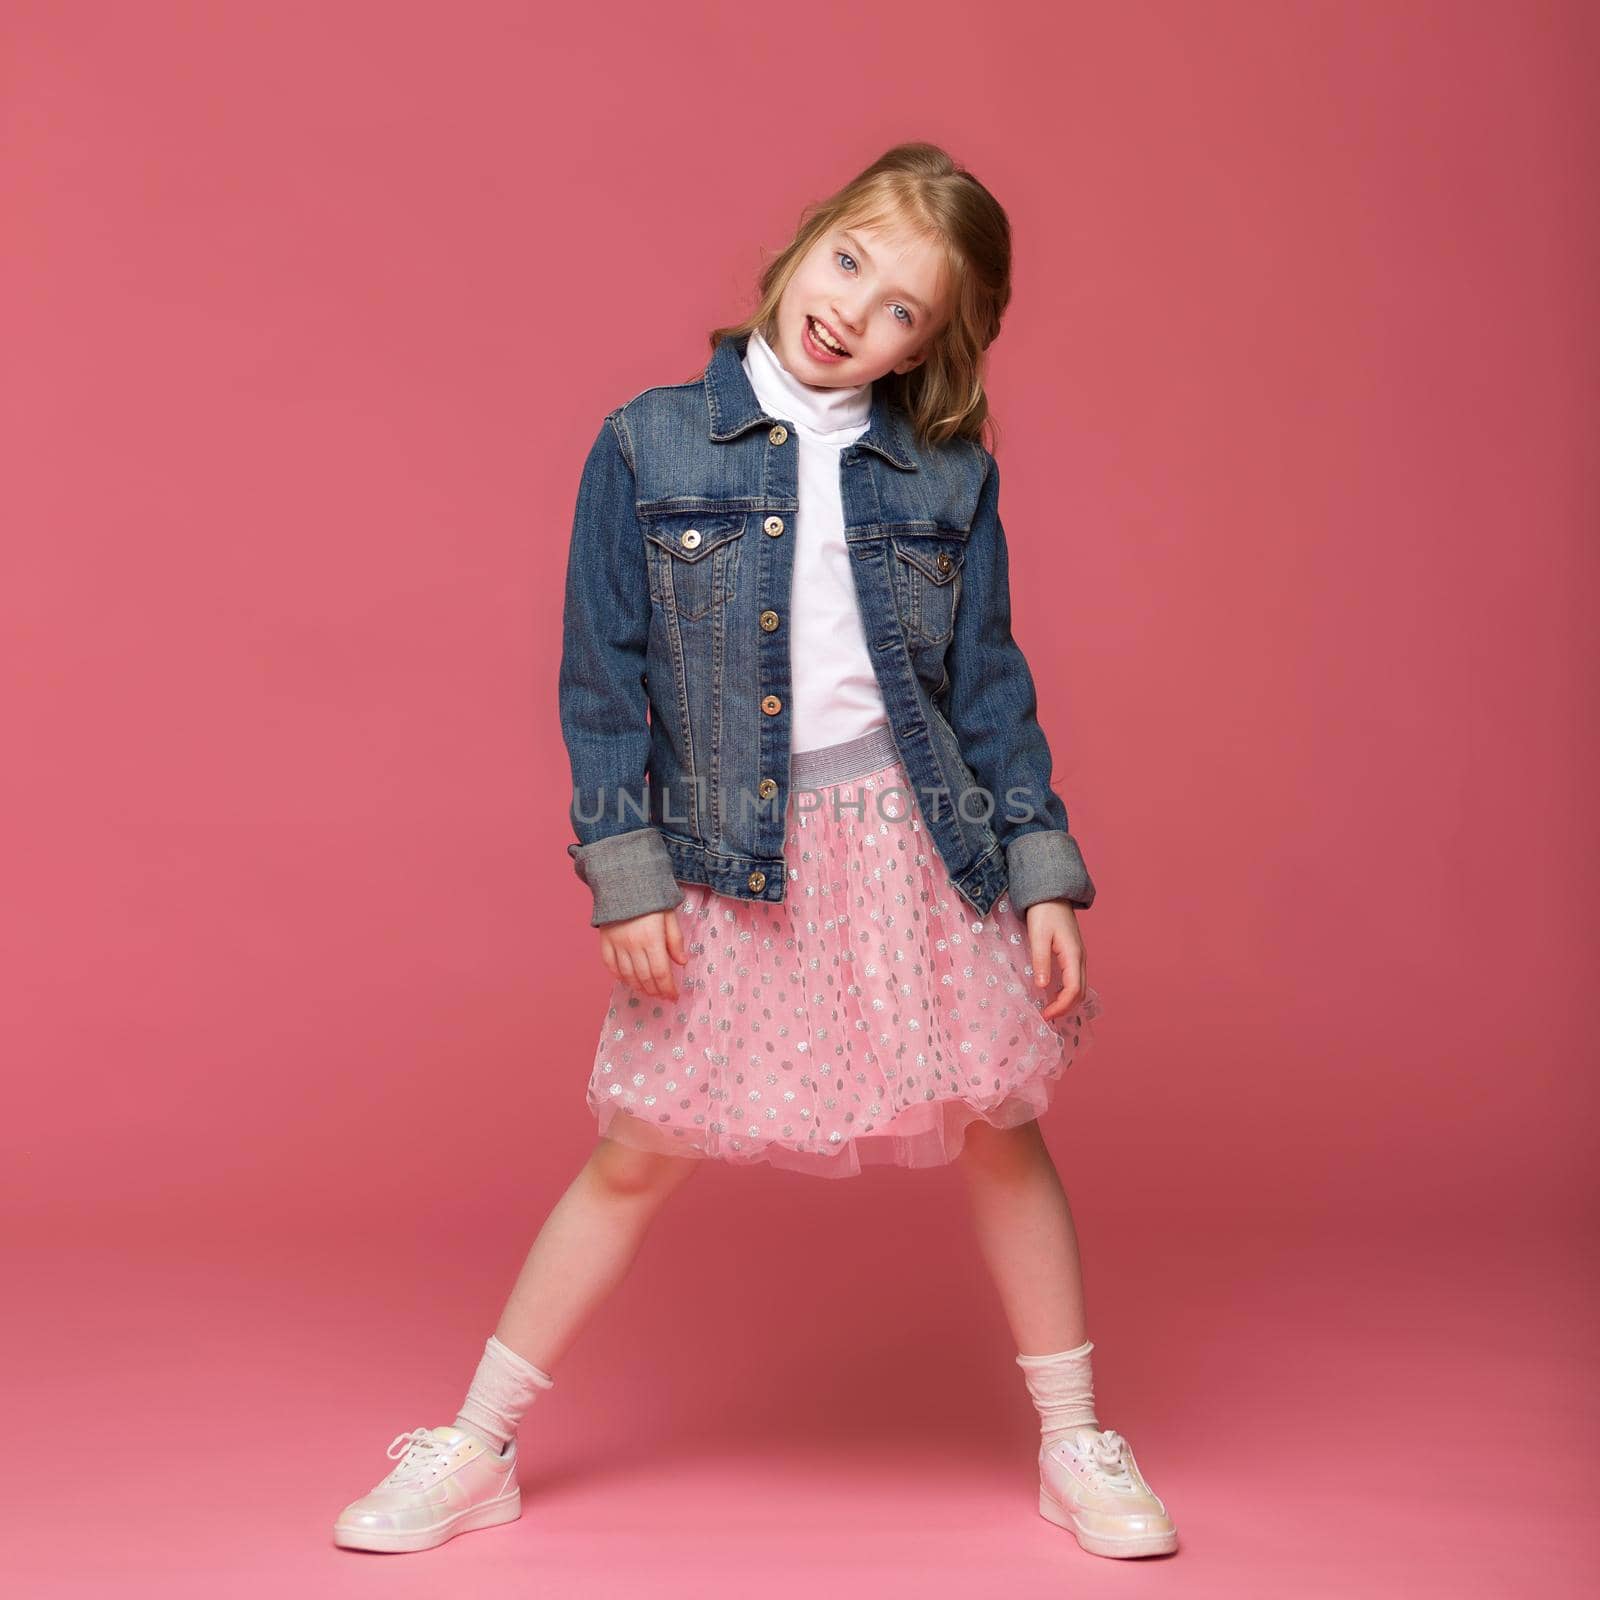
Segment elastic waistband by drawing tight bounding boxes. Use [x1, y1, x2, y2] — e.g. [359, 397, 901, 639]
[790, 723, 902, 787]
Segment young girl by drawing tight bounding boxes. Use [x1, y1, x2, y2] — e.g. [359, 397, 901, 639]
[333, 142, 1178, 1562]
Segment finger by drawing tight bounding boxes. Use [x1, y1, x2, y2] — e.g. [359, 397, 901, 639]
[628, 934, 660, 998]
[599, 935, 619, 982]
[653, 921, 682, 1000]
[1042, 932, 1084, 1021]
[645, 936, 675, 1001]
[627, 939, 664, 999]
[1068, 940, 1086, 1011]
[615, 945, 640, 994]
[665, 908, 689, 967]
[1039, 928, 1068, 1019]
[1030, 921, 1055, 993]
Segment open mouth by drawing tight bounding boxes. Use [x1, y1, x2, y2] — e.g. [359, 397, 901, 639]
[806, 314, 851, 358]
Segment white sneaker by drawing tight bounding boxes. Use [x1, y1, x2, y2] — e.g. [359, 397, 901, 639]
[1037, 1426, 1178, 1558]
[333, 1425, 520, 1553]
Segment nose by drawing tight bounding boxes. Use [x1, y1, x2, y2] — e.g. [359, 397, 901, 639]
[832, 298, 868, 337]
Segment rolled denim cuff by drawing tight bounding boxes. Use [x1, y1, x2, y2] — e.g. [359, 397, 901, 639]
[567, 827, 686, 927]
[1004, 829, 1096, 915]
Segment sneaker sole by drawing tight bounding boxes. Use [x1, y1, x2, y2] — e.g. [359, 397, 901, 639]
[1038, 1485, 1178, 1558]
[334, 1487, 521, 1553]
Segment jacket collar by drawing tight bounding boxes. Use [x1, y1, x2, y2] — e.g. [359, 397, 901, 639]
[705, 331, 919, 472]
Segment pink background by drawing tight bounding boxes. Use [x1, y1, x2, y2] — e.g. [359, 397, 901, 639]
[4, 1, 1595, 1594]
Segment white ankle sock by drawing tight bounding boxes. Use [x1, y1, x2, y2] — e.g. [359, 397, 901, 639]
[1015, 1338, 1100, 1452]
[454, 1334, 556, 1451]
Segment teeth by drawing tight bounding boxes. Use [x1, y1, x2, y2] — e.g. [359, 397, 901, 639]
[810, 316, 847, 355]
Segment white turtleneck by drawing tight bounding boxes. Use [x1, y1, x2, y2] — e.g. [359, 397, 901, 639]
[741, 328, 889, 754]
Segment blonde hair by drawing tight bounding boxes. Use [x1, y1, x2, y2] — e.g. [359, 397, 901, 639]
[706, 141, 1013, 450]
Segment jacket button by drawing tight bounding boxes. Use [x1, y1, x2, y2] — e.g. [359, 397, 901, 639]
[680, 528, 702, 550]
[763, 516, 785, 537]
[747, 870, 767, 892]
[759, 610, 779, 631]
[761, 694, 781, 714]
[936, 551, 952, 574]
[768, 425, 788, 445]
[757, 777, 778, 800]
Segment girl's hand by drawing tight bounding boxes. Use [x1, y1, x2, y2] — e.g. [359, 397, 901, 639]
[1025, 899, 1087, 1021]
[598, 907, 689, 1001]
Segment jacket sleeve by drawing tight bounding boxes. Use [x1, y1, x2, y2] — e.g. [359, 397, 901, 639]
[558, 412, 685, 927]
[940, 445, 1097, 913]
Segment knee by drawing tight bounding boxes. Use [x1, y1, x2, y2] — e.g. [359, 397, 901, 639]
[588, 1136, 703, 1200]
[956, 1117, 1045, 1176]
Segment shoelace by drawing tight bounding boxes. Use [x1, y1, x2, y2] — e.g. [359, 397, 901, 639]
[380, 1428, 453, 1488]
[1073, 1428, 1137, 1493]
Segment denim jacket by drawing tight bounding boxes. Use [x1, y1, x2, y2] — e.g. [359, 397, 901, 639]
[558, 330, 1096, 927]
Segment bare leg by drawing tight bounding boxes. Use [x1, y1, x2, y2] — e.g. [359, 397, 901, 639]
[491, 1135, 703, 1370]
[954, 1118, 1088, 1351]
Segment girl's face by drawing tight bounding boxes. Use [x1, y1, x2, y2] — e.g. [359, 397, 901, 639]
[769, 218, 950, 390]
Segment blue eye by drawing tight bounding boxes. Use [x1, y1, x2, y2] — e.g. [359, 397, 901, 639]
[836, 250, 857, 273]
[892, 305, 912, 325]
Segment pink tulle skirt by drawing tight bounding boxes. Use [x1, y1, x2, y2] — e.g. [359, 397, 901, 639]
[585, 723, 1102, 1179]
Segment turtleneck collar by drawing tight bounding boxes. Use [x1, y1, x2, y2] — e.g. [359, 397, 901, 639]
[741, 326, 872, 438]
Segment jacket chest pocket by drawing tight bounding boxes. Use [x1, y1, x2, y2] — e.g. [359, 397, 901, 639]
[890, 535, 965, 645]
[642, 515, 747, 622]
